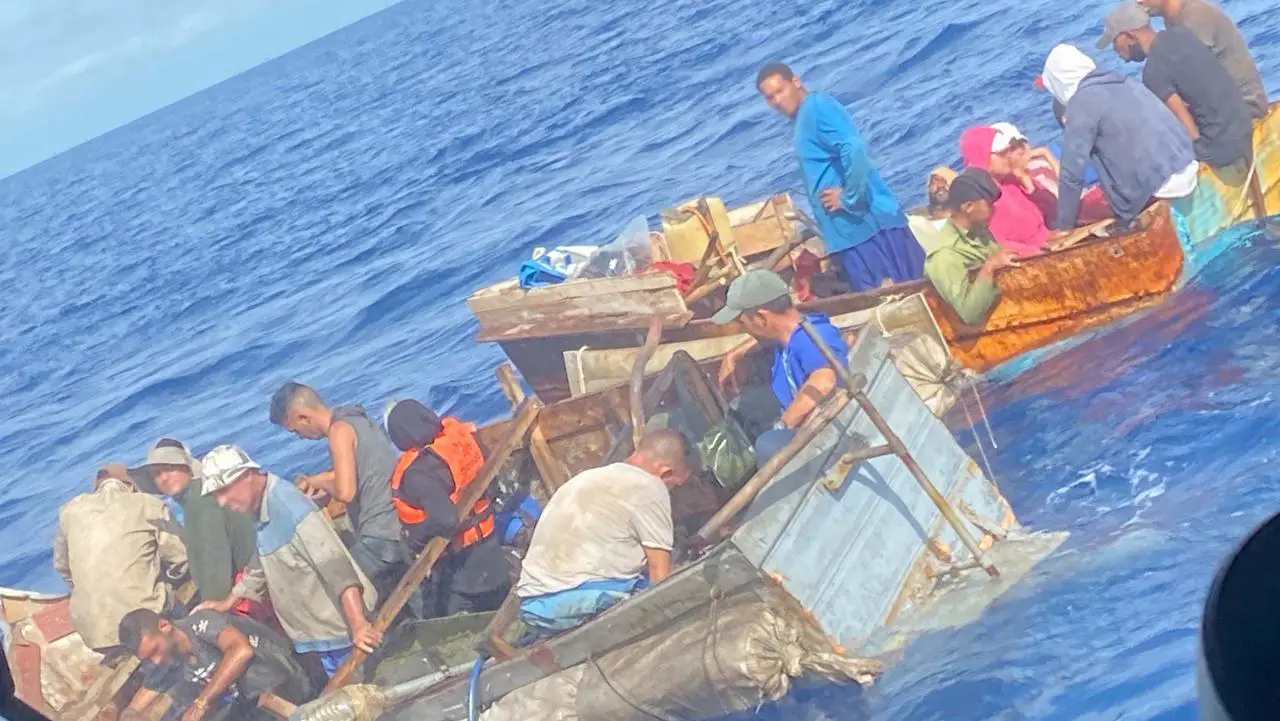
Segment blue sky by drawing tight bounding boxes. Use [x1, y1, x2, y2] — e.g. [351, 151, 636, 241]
[0, 0, 400, 177]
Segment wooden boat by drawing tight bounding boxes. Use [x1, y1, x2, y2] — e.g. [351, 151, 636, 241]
[309, 331, 1056, 721]
[468, 103, 1280, 404]
[4, 332, 1055, 721]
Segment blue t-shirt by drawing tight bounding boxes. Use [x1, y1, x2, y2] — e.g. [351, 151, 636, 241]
[771, 314, 849, 409]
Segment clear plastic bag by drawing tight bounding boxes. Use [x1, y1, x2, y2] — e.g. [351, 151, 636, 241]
[575, 216, 652, 279]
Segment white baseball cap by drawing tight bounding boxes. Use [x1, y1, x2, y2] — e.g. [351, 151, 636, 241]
[990, 122, 1029, 153]
[200, 444, 262, 495]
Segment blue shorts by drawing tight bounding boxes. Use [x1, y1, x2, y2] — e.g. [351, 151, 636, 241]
[519, 577, 649, 636]
[317, 647, 353, 677]
[836, 226, 925, 292]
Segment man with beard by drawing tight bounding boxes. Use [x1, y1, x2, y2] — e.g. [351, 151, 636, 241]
[923, 169, 1020, 325]
[1100, 1, 1252, 170]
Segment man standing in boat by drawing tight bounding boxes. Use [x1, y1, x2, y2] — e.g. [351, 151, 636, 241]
[755, 63, 924, 292]
[714, 269, 847, 462]
[382, 398, 513, 618]
[1135, 0, 1268, 119]
[198, 444, 381, 677]
[269, 382, 406, 603]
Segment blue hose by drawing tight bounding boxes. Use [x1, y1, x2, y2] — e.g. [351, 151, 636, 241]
[467, 655, 486, 721]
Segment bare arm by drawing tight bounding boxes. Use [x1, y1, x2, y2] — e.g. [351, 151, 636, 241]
[191, 626, 256, 714]
[327, 422, 359, 505]
[1166, 93, 1200, 141]
[779, 368, 837, 429]
[717, 336, 760, 393]
[643, 547, 672, 584]
[339, 585, 380, 653]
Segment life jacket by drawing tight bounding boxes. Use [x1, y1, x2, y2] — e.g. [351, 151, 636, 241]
[389, 417, 493, 548]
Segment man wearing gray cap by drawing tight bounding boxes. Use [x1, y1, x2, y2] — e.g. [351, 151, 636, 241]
[714, 269, 848, 462]
[198, 444, 380, 677]
[140, 439, 258, 611]
[1135, 0, 1267, 119]
[1100, 0, 1252, 170]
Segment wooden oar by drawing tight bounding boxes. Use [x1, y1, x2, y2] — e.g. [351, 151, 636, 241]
[323, 396, 541, 692]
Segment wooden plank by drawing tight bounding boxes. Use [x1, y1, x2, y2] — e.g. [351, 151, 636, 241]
[466, 273, 681, 313]
[494, 364, 568, 494]
[473, 295, 693, 341]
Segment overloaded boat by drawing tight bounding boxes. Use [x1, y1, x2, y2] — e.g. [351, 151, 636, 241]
[469, 103, 1280, 407]
[5, 106, 1276, 721]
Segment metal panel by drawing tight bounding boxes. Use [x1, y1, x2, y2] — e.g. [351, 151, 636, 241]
[730, 330, 1007, 651]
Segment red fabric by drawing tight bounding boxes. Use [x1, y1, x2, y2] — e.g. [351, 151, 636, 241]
[231, 570, 280, 630]
[1078, 186, 1114, 225]
[649, 261, 697, 294]
[959, 126, 998, 171]
[989, 178, 1050, 255]
[789, 249, 821, 302]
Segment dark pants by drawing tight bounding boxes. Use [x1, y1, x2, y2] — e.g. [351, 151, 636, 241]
[418, 539, 515, 619]
[836, 226, 925, 292]
[349, 534, 407, 605]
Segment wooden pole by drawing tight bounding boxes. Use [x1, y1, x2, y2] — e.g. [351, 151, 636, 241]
[495, 364, 565, 494]
[323, 397, 542, 692]
[690, 390, 851, 546]
[630, 316, 664, 448]
[797, 318, 999, 577]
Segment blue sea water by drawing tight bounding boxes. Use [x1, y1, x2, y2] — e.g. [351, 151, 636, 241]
[1, 0, 1278, 718]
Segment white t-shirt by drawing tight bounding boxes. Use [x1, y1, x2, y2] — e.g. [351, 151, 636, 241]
[516, 462, 674, 598]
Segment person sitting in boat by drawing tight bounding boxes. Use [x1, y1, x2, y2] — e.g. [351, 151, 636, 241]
[907, 167, 957, 257]
[269, 382, 405, 602]
[959, 125, 1050, 256]
[755, 62, 924, 292]
[1135, 0, 1268, 119]
[197, 444, 381, 678]
[515, 430, 691, 637]
[140, 439, 268, 624]
[53, 464, 188, 654]
[1041, 43, 1198, 234]
[382, 399, 513, 618]
[1101, 2, 1252, 172]
[713, 269, 848, 463]
[923, 169, 1021, 325]
[117, 608, 312, 721]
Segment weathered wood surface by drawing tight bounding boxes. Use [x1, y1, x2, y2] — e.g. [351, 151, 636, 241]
[926, 202, 1183, 372]
[725, 193, 800, 258]
[469, 273, 693, 341]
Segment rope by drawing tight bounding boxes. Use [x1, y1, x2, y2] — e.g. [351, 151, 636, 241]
[970, 375, 998, 450]
[959, 379, 998, 486]
[571, 345, 591, 397]
[1230, 151, 1262, 219]
[586, 655, 684, 721]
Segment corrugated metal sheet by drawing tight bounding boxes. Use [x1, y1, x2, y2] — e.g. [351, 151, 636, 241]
[730, 329, 1011, 651]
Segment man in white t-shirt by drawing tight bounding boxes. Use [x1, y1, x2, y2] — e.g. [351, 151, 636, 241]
[516, 430, 692, 635]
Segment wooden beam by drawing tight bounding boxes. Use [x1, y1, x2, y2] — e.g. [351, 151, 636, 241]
[324, 397, 542, 692]
[494, 364, 567, 494]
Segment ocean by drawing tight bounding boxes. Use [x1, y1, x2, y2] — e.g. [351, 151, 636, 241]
[1, 0, 1277, 718]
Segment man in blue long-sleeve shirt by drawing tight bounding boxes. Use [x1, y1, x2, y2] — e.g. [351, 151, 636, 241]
[756, 63, 923, 292]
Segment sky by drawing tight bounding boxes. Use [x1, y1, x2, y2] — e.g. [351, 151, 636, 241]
[0, 0, 401, 177]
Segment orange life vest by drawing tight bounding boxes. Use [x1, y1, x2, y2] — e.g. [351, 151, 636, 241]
[389, 417, 493, 548]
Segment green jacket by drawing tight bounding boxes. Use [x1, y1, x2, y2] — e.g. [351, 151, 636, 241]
[177, 486, 258, 603]
[923, 220, 1002, 324]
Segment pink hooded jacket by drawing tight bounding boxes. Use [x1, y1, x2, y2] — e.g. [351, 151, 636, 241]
[959, 126, 1049, 256]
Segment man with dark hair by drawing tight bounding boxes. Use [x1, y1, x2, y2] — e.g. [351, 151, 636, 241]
[1101, 1, 1252, 170]
[117, 608, 311, 721]
[139, 440, 261, 615]
[755, 63, 923, 292]
[268, 382, 404, 600]
[923, 169, 1020, 325]
[713, 269, 848, 462]
[1136, 0, 1267, 118]
[515, 430, 691, 636]
[383, 399, 513, 618]
[198, 445, 381, 678]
